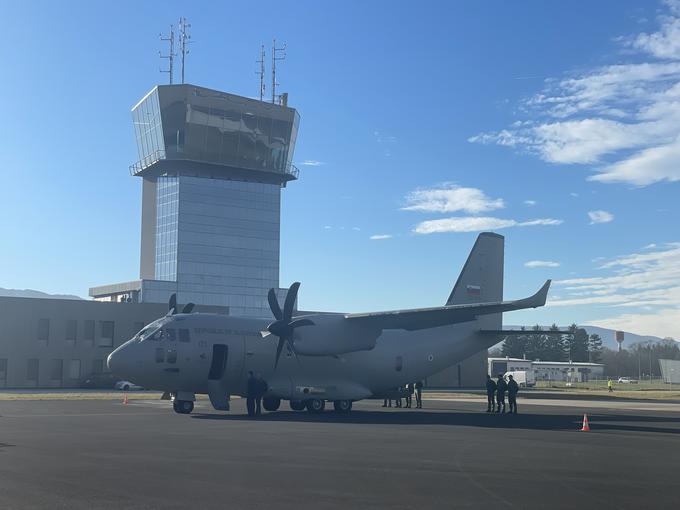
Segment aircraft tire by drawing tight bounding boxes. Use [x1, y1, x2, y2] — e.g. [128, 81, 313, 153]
[263, 397, 281, 411]
[173, 400, 194, 414]
[290, 400, 306, 411]
[306, 399, 326, 413]
[333, 400, 352, 413]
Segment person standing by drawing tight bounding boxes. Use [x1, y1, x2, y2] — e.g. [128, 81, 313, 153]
[507, 374, 519, 414]
[415, 380, 423, 409]
[405, 383, 414, 408]
[485, 374, 497, 412]
[496, 374, 507, 414]
[382, 397, 393, 408]
[246, 371, 257, 417]
[395, 386, 403, 408]
[255, 373, 268, 416]
[607, 378, 614, 393]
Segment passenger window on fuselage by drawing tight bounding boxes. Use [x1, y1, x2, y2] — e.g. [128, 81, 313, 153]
[155, 348, 165, 363]
[167, 349, 177, 364]
[179, 329, 190, 343]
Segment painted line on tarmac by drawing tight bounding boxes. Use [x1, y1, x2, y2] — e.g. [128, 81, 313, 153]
[428, 397, 680, 412]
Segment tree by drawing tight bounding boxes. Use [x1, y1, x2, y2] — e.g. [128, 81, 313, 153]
[588, 334, 603, 363]
[543, 323, 567, 361]
[565, 324, 590, 362]
[524, 325, 547, 360]
[501, 328, 528, 358]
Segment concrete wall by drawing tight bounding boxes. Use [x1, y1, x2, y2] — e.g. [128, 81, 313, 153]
[0, 296, 226, 388]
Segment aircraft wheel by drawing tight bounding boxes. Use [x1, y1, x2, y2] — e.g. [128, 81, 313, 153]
[173, 400, 194, 414]
[263, 397, 281, 411]
[290, 400, 306, 411]
[333, 400, 352, 413]
[306, 399, 326, 413]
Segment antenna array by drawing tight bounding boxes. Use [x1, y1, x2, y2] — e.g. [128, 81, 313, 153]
[159, 25, 176, 84]
[271, 38, 287, 104]
[255, 45, 266, 101]
[178, 17, 192, 84]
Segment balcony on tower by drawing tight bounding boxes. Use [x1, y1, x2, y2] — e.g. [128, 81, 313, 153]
[129, 84, 300, 185]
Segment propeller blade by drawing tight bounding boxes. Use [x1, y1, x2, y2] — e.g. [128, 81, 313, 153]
[169, 293, 177, 315]
[260, 330, 271, 338]
[267, 288, 283, 320]
[283, 282, 300, 321]
[288, 318, 315, 328]
[274, 337, 286, 369]
[182, 303, 195, 314]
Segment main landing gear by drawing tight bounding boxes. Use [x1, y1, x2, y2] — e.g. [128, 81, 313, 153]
[288, 399, 353, 413]
[173, 400, 194, 414]
[263, 397, 281, 411]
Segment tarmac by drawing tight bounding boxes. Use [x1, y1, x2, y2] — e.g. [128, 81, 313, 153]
[0, 397, 678, 510]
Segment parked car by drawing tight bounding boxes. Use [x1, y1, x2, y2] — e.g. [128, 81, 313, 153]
[617, 377, 639, 384]
[80, 372, 117, 389]
[115, 380, 144, 391]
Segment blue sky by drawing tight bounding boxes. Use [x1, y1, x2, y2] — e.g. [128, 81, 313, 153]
[1, 0, 679, 339]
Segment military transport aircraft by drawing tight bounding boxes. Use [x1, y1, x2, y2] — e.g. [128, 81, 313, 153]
[107, 232, 551, 414]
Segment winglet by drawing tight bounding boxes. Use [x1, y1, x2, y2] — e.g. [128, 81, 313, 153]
[527, 279, 551, 308]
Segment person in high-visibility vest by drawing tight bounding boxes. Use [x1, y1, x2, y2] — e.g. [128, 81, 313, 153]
[607, 378, 614, 392]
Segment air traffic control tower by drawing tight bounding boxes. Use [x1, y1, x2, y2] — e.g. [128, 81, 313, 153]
[90, 84, 300, 317]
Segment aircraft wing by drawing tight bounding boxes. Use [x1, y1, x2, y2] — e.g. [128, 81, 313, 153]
[344, 280, 551, 331]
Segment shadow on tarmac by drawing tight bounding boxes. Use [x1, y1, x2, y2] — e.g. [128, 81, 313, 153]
[191, 408, 680, 434]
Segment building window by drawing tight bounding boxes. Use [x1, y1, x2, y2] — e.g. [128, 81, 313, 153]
[99, 321, 114, 347]
[37, 318, 50, 344]
[84, 320, 95, 345]
[155, 348, 165, 363]
[179, 329, 190, 343]
[69, 359, 81, 380]
[166, 329, 176, 342]
[27, 359, 39, 382]
[51, 359, 63, 381]
[167, 349, 177, 364]
[92, 359, 104, 374]
[65, 319, 77, 346]
[0, 359, 7, 387]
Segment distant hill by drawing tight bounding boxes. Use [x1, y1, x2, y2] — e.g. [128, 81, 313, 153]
[0, 287, 83, 300]
[502, 325, 673, 351]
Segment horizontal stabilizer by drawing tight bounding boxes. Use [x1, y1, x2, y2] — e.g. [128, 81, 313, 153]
[345, 280, 551, 332]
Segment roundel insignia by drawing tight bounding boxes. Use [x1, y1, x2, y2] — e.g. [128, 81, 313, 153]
[428, 354, 434, 362]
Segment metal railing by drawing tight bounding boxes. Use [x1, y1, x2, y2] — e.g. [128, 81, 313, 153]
[129, 149, 167, 176]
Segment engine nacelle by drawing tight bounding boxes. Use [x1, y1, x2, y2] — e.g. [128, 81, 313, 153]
[291, 313, 381, 356]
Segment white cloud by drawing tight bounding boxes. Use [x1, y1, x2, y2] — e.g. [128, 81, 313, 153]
[299, 160, 325, 166]
[588, 210, 614, 224]
[413, 216, 562, 234]
[524, 200, 537, 206]
[402, 184, 505, 214]
[370, 234, 392, 240]
[551, 242, 680, 338]
[323, 225, 332, 230]
[525, 260, 561, 268]
[570, 192, 580, 197]
[468, 1, 680, 186]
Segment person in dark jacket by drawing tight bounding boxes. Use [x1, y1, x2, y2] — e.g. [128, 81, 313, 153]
[496, 374, 507, 414]
[254, 373, 268, 416]
[485, 374, 497, 412]
[415, 380, 423, 408]
[507, 374, 519, 414]
[405, 383, 414, 408]
[246, 371, 257, 417]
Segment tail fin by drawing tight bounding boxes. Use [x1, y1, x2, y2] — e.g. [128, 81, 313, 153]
[447, 232, 504, 308]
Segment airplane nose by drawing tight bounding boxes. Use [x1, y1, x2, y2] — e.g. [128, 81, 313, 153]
[107, 342, 132, 376]
[107, 348, 120, 374]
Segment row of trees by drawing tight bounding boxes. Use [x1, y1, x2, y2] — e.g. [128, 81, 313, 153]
[499, 324, 603, 363]
[600, 341, 680, 378]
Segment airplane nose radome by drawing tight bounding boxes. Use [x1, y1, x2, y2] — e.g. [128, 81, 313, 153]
[106, 350, 117, 373]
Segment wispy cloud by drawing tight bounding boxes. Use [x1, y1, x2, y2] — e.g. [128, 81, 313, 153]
[413, 216, 562, 234]
[468, 0, 680, 186]
[370, 234, 392, 240]
[524, 200, 537, 206]
[402, 184, 505, 214]
[588, 210, 614, 224]
[323, 225, 332, 230]
[525, 260, 561, 268]
[299, 160, 325, 167]
[551, 241, 680, 338]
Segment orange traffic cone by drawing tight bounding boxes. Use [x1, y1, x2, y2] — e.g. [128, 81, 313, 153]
[580, 413, 590, 431]
[123, 393, 129, 405]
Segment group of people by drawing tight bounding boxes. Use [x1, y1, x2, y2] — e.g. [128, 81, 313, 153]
[382, 381, 424, 409]
[246, 371, 269, 417]
[485, 373, 519, 414]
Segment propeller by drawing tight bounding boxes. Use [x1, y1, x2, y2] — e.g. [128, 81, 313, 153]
[263, 282, 314, 368]
[167, 294, 195, 315]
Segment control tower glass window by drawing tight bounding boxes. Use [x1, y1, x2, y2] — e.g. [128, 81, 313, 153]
[155, 176, 179, 281]
[132, 89, 164, 164]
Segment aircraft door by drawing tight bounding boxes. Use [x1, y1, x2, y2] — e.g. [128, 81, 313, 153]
[208, 344, 228, 381]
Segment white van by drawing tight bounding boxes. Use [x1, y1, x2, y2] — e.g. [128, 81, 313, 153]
[504, 370, 536, 388]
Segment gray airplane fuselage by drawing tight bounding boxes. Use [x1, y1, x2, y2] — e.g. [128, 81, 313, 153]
[109, 312, 497, 402]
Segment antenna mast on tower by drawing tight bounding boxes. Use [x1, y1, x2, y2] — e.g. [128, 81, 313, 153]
[178, 17, 192, 84]
[159, 24, 176, 84]
[271, 38, 287, 104]
[256, 45, 266, 101]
